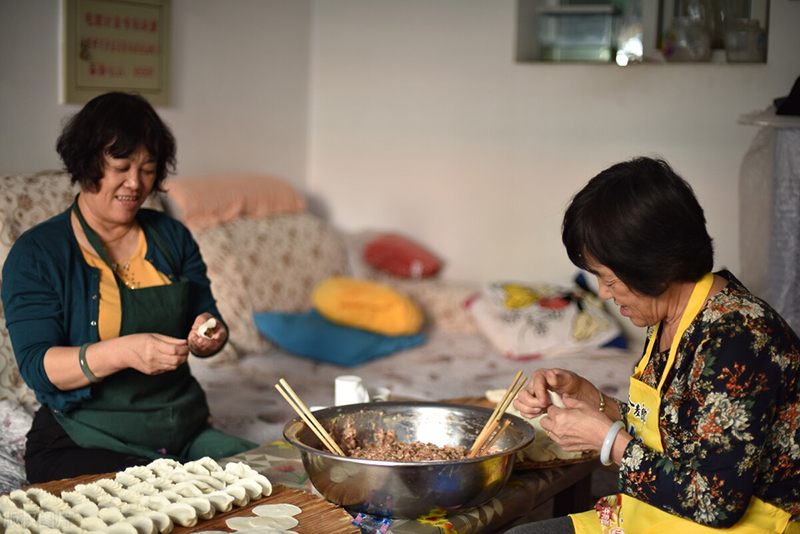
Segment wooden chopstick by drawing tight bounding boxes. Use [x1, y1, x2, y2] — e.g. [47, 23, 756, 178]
[469, 371, 525, 455]
[479, 418, 512, 456]
[467, 420, 499, 458]
[275, 379, 345, 456]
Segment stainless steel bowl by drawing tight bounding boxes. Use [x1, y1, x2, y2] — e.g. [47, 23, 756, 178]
[283, 401, 535, 519]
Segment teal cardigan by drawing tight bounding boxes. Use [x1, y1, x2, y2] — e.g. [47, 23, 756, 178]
[1, 207, 226, 413]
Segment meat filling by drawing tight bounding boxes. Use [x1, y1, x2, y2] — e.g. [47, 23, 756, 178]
[336, 420, 468, 461]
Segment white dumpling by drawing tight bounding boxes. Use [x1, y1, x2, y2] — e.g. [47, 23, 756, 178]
[3, 508, 37, 529]
[36, 510, 80, 533]
[147, 458, 181, 478]
[157, 490, 181, 504]
[8, 490, 41, 515]
[141, 495, 172, 512]
[192, 473, 227, 491]
[231, 478, 262, 499]
[122, 466, 154, 481]
[171, 482, 203, 498]
[79, 516, 108, 531]
[98, 506, 126, 524]
[159, 503, 197, 528]
[1, 517, 34, 534]
[128, 482, 158, 497]
[194, 457, 223, 473]
[94, 478, 124, 495]
[74, 483, 107, 504]
[115, 488, 145, 506]
[221, 484, 249, 507]
[105, 522, 139, 534]
[223, 462, 255, 478]
[97, 494, 125, 510]
[247, 473, 273, 497]
[115, 472, 142, 488]
[122, 515, 156, 534]
[0, 494, 21, 514]
[205, 491, 234, 513]
[119, 503, 173, 534]
[197, 317, 216, 339]
[71, 501, 101, 519]
[146, 478, 175, 492]
[179, 497, 214, 520]
[209, 471, 239, 485]
[25, 488, 71, 513]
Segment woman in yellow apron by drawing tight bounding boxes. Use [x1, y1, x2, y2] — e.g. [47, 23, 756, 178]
[506, 157, 800, 533]
[2, 92, 257, 483]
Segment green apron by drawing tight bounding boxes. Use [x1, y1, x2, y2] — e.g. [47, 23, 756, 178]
[55, 200, 210, 460]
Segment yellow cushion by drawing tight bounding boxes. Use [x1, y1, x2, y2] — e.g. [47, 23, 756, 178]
[312, 277, 423, 336]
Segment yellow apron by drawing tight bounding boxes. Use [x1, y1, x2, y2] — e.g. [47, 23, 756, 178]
[571, 273, 797, 534]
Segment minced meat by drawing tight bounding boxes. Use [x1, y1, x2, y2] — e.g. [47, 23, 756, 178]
[336, 420, 468, 461]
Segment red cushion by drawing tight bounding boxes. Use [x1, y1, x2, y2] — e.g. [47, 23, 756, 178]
[363, 234, 441, 278]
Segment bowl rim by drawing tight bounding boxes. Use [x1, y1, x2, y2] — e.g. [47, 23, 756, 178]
[282, 400, 536, 466]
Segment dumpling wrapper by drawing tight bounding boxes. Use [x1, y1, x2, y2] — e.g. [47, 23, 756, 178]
[547, 389, 566, 408]
[248, 515, 299, 530]
[226, 515, 298, 531]
[197, 318, 217, 339]
[253, 503, 301, 517]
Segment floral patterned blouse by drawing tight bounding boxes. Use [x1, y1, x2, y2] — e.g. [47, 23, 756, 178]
[617, 271, 800, 528]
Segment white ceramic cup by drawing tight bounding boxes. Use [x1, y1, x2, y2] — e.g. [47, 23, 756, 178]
[335, 375, 369, 406]
[368, 386, 391, 402]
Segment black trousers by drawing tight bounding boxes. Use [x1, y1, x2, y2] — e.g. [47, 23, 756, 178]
[25, 407, 149, 483]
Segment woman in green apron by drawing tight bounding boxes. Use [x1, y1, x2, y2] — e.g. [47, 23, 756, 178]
[2, 92, 256, 483]
[506, 157, 800, 534]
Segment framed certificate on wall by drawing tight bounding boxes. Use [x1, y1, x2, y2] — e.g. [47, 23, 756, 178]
[62, 0, 171, 106]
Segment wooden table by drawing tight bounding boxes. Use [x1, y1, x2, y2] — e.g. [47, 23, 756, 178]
[25, 473, 359, 534]
[15, 397, 600, 534]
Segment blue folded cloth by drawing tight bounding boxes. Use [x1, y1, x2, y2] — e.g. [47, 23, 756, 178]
[253, 309, 426, 366]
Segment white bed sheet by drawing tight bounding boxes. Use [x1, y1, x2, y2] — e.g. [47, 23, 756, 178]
[190, 330, 641, 445]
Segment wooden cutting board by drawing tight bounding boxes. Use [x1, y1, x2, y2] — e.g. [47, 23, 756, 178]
[28, 475, 359, 534]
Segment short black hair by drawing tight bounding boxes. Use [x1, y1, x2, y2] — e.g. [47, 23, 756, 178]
[562, 157, 714, 297]
[56, 92, 176, 194]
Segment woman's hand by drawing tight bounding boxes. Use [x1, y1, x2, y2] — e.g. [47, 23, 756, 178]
[187, 313, 227, 357]
[538, 395, 613, 453]
[513, 368, 589, 418]
[121, 333, 190, 375]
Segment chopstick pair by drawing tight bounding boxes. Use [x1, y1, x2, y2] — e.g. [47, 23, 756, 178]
[467, 371, 526, 458]
[274, 378, 345, 456]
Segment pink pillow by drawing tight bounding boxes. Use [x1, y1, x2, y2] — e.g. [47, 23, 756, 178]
[165, 174, 306, 232]
[363, 233, 441, 278]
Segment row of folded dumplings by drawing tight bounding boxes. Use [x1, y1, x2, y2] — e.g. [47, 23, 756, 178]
[0, 456, 273, 534]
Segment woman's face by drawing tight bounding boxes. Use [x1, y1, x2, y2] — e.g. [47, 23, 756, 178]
[587, 261, 663, 328]
[83, 145, 156, 226]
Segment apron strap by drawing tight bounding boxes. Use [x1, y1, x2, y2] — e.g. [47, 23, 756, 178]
[72, 197, 116, 270]
[72, 196, 179, 278]
[633, 273, 715, 393]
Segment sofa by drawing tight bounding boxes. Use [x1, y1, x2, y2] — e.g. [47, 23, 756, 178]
[0, 170, 639, 493]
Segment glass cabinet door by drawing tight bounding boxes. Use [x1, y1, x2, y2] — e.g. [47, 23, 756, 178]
[515, 0, 769, 64]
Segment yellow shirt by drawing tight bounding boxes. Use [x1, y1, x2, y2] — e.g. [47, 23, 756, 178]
[80, 229, 171, 340]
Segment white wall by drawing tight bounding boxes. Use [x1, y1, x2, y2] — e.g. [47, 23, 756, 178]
[2, 0, 799, 298]
[307, 0, 800, 291]
[0, 0, 312, 187]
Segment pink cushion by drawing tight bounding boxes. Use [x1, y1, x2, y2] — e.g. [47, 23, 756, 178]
[165, 174, 306, 232]
[363, 233, 441, 278]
